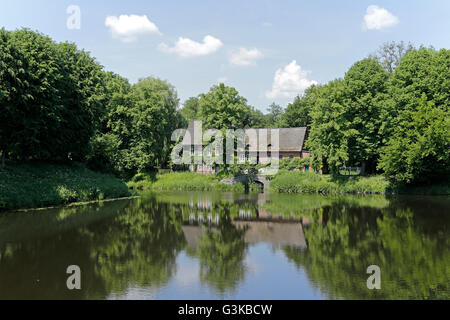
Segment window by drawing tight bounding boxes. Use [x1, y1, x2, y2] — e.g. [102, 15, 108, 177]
[239, 153, 245, 162]
[190, 145, 194, 156]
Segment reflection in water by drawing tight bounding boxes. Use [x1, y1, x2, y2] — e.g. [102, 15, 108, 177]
[0, 192, 448, 299]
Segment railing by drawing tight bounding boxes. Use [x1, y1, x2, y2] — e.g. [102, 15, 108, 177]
[338, 167, 361, 176]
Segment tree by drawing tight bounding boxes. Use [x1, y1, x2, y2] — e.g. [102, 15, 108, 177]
[281, 86, 318, 128]
[0, 29, 104, 164]
[372, 41, 414, 73]
[180, 97, 200, 123]
[265, 102, 284, 127]
[0, 28, 23, 166]
[306, 80, 347, 173]
[307, 59, 388, 174]
[198, 83, 252, 129]
[378, 95, 450, 185]
[378, 48, 450, 184]
[101, 77, 182, 176]
[246, 107, 267, 128]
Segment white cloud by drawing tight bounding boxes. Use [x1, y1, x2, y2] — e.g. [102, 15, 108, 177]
[363, 5, 399, 30]
[229, 48, 263, 66]
[217, 77, 228, 83]
[158, 35, 223, 57]
[105, 14, 161, 42]
[262, 22, 273, 27]
[266, 60, 318, 99]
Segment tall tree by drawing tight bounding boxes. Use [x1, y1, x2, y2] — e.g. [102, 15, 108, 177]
[307, 59, 388, 174]
[372, 41, 414, 73]
[281, 86, 318, 128]
[198, 83, 252, 129]
[105, 77, 181, 175]
[378, 95, 450, 185]
[180, 97, 200, 123]
[265, 102, 284, 127]
[379, 47, 450, 185]
[0, 28, 104, 164]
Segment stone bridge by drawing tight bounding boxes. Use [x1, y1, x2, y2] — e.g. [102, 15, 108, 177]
[220, 174, 270, 192]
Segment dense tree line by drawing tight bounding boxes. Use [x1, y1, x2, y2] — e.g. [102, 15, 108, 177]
[1, 28, 448, 186]
[0, 29, 185, 178]
[304, 46, 449, 185]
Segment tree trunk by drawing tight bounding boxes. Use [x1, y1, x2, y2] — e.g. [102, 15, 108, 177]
[361, 160, 366, 176]
[1, 150, 5, 168]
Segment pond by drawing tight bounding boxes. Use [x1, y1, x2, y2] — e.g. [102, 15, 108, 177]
[0, 191, 448, 300]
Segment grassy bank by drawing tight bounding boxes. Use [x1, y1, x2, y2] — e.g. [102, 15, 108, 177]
[128, 171, 449, 195]
[0, 162, 130, 211]
[127, 172, 249, 192]
[270, 171, 450, 195]
[270, 171, 390, 194]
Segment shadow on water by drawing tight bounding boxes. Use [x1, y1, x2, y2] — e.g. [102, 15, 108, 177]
[0, 192, 448, 299]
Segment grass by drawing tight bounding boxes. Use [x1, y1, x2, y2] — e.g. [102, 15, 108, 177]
[0, 162, 130, 211]
[128, 170, 448, 195]
[270, 170, 390, 194]
[127, 172, 247, 192]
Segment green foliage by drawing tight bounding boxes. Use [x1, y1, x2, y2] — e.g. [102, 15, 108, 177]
[0, 28, 104, 163]
[379, 95, 450, 184]
[285, 203, 450, 299]
[372, 41, 414, 73]
[270, 171, 389, 194]
[180, 97, 200, 122]
[198, 83, 253, 129]
[307, 58, 388, 174]
[0, 162, 130, 211]
[247, 106, 268, 128]
[279, 157, 312, 170]
[280, 86, 318, 128]
[378, 48, 450, 185]
[264, 102, 284, 127]
[89, 76, 184, 177]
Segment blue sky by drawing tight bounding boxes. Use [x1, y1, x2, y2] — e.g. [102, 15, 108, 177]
[1, 0, 449, 111]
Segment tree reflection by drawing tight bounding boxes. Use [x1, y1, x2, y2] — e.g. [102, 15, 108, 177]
[283, 201, 450, 299]
[0, 197, 187, 299]
[87, 197, 186, 295]
[195, 204, 249, 295]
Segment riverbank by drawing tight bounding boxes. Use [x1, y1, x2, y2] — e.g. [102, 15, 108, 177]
[0, 162, 130, 211]
[270, 171, 389, 194]
[129, 171, 449, 195]
[270, 171, 449, 195]
[127, 172, 249, 192]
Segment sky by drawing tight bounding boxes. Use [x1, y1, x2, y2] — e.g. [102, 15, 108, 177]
[1, 0, 449, 112]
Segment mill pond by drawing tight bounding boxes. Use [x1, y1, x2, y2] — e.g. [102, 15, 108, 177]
[0, 191, 448, 300]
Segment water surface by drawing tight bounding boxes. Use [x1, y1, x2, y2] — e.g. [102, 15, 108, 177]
[0, 192, 448, 299]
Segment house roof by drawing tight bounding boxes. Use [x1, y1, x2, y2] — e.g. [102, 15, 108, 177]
[181, 120, 308, 152]
[245, 127, 307, 152]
